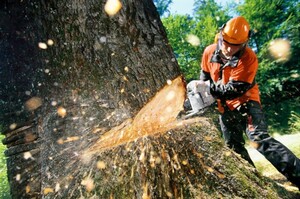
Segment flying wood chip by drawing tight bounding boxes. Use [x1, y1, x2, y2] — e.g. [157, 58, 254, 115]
[25, 97, 42, 111]
[57, 106, 67, 118]
[43, 187, 54, 195]
[104, 0, 122, 16]
[86, 76, 186, 154]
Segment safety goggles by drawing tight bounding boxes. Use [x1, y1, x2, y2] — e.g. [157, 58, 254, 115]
[222, 39, 245, 47]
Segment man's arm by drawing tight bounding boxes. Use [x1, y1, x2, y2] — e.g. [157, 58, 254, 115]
[199, 70, 212, 82]
[210, 80, 255, 100]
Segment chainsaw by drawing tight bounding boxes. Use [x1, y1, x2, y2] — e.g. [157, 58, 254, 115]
[182, 80, 216, 119]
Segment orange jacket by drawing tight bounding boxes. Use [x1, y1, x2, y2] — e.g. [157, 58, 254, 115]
[201, 44, 260, 111]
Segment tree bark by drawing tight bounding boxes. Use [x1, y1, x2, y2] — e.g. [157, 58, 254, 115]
[1, 0, 299, 199]
[1, 0, 182, 198]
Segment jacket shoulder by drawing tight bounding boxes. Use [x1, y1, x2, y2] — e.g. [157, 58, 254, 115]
[204, 44, 217, 54]
[243, 47, 257, 60]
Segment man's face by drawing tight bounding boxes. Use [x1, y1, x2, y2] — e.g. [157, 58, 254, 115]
[221, 39, 245, 58]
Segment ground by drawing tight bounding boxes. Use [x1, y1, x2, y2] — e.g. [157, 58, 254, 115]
[247, 133, 300, 192]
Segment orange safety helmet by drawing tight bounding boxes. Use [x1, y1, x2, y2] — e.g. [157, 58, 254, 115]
[221, 16, 250, 44]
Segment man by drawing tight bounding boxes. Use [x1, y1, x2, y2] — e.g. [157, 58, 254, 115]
[198, 16, 300, 189]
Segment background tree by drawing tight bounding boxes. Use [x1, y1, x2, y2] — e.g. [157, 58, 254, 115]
[161, 0, 300, 134]
[153, 0, 173, 16]
[236, 0, 300, 133]
[162, 0, 229, 81]
[162, 15, 200, 81]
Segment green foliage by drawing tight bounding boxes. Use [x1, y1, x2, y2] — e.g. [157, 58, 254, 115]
[161, 0, 300, 134]
[162, 0, 229, 81]
[238, 0, 300, 134]
[0, 134, 10, 199]
[237, 0, 300, 91]
[237, 0, 290, 51]
[263, 98, 300, 135]
[162, 15, 201, 81]
[289, 111, 300, 133]
[153, 0, 173, 16]
[194, 0, 229, 26]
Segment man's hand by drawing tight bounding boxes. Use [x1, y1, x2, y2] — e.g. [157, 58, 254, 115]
[210, 80, 223, 99]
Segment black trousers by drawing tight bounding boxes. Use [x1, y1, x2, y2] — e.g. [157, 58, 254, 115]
[219, 100, 300, 187]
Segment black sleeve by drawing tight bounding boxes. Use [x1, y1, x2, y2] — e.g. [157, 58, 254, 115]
[200, 70, 212, 81]
[210, 80, 255, 100]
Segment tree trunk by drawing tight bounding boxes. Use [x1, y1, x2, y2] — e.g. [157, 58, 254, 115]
[0, 0, 299, 199]
[0, 0, 183, 198]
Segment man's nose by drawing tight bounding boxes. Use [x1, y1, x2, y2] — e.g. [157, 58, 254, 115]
[226, 46, 232, 52]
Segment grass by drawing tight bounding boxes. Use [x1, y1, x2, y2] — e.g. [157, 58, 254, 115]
[0, 134, 11, 199]
[247, 133, 300, 191]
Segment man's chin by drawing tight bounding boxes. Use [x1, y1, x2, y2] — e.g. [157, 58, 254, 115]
[224, 54, 232, 59]
[220, 51, 233, 59]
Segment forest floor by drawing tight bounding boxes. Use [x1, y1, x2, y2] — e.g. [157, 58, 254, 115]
[1, 132, 299, 198]
[247, 133, 300, 193]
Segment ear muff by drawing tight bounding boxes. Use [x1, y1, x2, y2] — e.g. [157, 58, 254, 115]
[248, 30, 252, 39]
[220, 23, 226, 30]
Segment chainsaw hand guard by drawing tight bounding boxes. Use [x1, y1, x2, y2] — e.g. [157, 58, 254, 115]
[183, 80, 216, 118]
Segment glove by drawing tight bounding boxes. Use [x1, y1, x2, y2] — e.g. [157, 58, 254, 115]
[210, 80, 231, 100]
